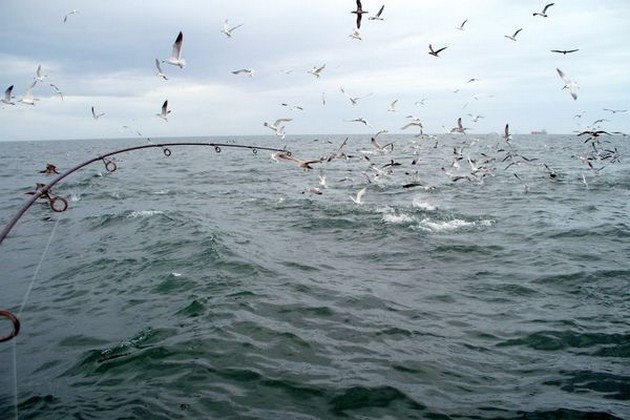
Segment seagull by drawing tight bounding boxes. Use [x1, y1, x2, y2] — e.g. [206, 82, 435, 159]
[428, 44, 447, 57]
[49, 83, 64, 100]
[345, 117, 373, 128]
[308, 64, 326, 78]
[368, 5, 385, 21]
[221, 19, 244, 38]
[39, 163, 60, 175]
[157, 100, 171, 121]
[275, 152, 322, 170]
[302, 187, 323, 195]
[91, 106, 105, 119]
[349, 29, 362, 40]
[351, 0, 369, 29]
[34, 65, 47, 82]
[264, 118, 292, 139]
[504, 28, 523, 41]
[340, 87, 372, 106]
[63, 9, 78, 23]
[164, 31, 185, 69]
[19, 81, 38, 105]
[551, 49, 579, 55]
[1, 85, 15, 105]
[281, 103, 304, 111]
[350, 187, 367, 204]
[155, 58, 168, 80]
[387, 99, 398, 112]
[401, 117, 423, 131]
[504, 123, 512, 142]
[603, 108, 627, 114]
[533, 3, 554, 17]
[457, 19, 468, 31]
[231, 68, 255, 77]
[450, 117, 468, 133]
[556, 68, 578, 100]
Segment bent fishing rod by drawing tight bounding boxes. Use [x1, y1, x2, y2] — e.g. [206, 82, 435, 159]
[0, 141, 291, 343]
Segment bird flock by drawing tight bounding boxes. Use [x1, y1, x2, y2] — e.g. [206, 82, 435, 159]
[2, 2, 627, 204]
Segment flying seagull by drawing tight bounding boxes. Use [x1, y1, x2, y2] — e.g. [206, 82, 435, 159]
[387, 99, 399, 112]
[308, 64, 326, 78]
[1, 85, 15, 105]
[368, 5, 385, 21]
[350, 187, 367, 204]
[264, 118, 292, 139]
[504, 124, 512, 143]
[428, 44, 447, 57]
[340, 87, 372, 106]
[91, 106, 105, 119]
[351, 0, 369, 29]
[533, 3, 554, 17]
[504, 28, 523, 41]
[39, 164, 60, 175]
[19, 81, 38, 105]
[551, 49, 579, 55]
[450, 117, 468, 133]
[275, 152, 322, 170]
[164, 31, 185, 69]
[457, 19, 468, 31]
[157, 100, 171, 121]
[63, 9, 78, 23]
[556, 68, 578, 100]
[49, 83, 64, 100]
[34, 65, 47, 82]
[221, 19, 244, 38]
[603, 108, 627, 114]
[232, 68, 255, 77]
[154, 58, 168, 80]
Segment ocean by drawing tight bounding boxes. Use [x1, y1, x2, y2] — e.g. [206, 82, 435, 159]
[0, 134, 628, 419]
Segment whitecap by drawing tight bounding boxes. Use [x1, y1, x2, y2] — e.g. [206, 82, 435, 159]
[418, 218, 475, 232]
[412, 196, 437, 211]
[382, 213, 415, 224]
[127, 210, 164, 219]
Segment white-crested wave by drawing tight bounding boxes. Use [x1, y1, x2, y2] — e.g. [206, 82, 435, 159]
[127, 210, 165, 219]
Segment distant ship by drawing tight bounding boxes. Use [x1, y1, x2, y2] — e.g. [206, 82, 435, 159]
[531, 129, 548, 135]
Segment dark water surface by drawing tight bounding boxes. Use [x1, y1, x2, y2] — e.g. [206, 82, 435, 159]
[1, 134, 629, 419]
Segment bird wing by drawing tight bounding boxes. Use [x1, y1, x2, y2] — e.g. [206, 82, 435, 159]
[356, 187, 367, 202]
[435, 46, 448, 54]
[376, 5, 384, 17]
[155, 58, 164, 72]
[513, 28, 523, 37]
[4, 85, 13, 101]
[543, 3, 554, 13]
[161, 100, 169, 114]
[273, 118, 292, 127]
[171, 31, 183, 59]
[91, 106, 96, 117]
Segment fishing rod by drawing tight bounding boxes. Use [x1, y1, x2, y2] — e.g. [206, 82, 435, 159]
[0, 141, 291, 343]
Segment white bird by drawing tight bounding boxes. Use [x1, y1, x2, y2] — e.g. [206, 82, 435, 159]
[221, 19, 244, 38]
[91, 106, 105, 119]
[231, 68, 255, 77]
[308, 64, 326, 78]
[533, 3, 554, 17]
[345, 117, 373, 128]
[368, 5, 385, 21]
[457, 19, 468, 31]
[155, 58, 168, 80]
[556, 68, 578, 100]
[318, 175, 328, 188]
[63, 9, 78, 23]
[264, 118, 292, 139]
[349, 30, 362, 40]
[49, 83, 64, 100]
[504, 28, 523, 41]
[504, 123, 512, 142]
[164, 31, 185, 69]
[19, 81, 38, 105]
[34, 65, 47, 82]
[1, 85, 15, 105]
[350, 187, 367, 204]
[340, 87, 372, 106]
[450, 117, 468, 133]
[387, 99, 399, 112]
[157, 100, 171, 121]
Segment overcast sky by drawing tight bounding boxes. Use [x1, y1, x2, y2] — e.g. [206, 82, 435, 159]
[0, 0, 628, 141]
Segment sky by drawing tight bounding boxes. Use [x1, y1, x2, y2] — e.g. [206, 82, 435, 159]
[0, 0, 628, 141]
